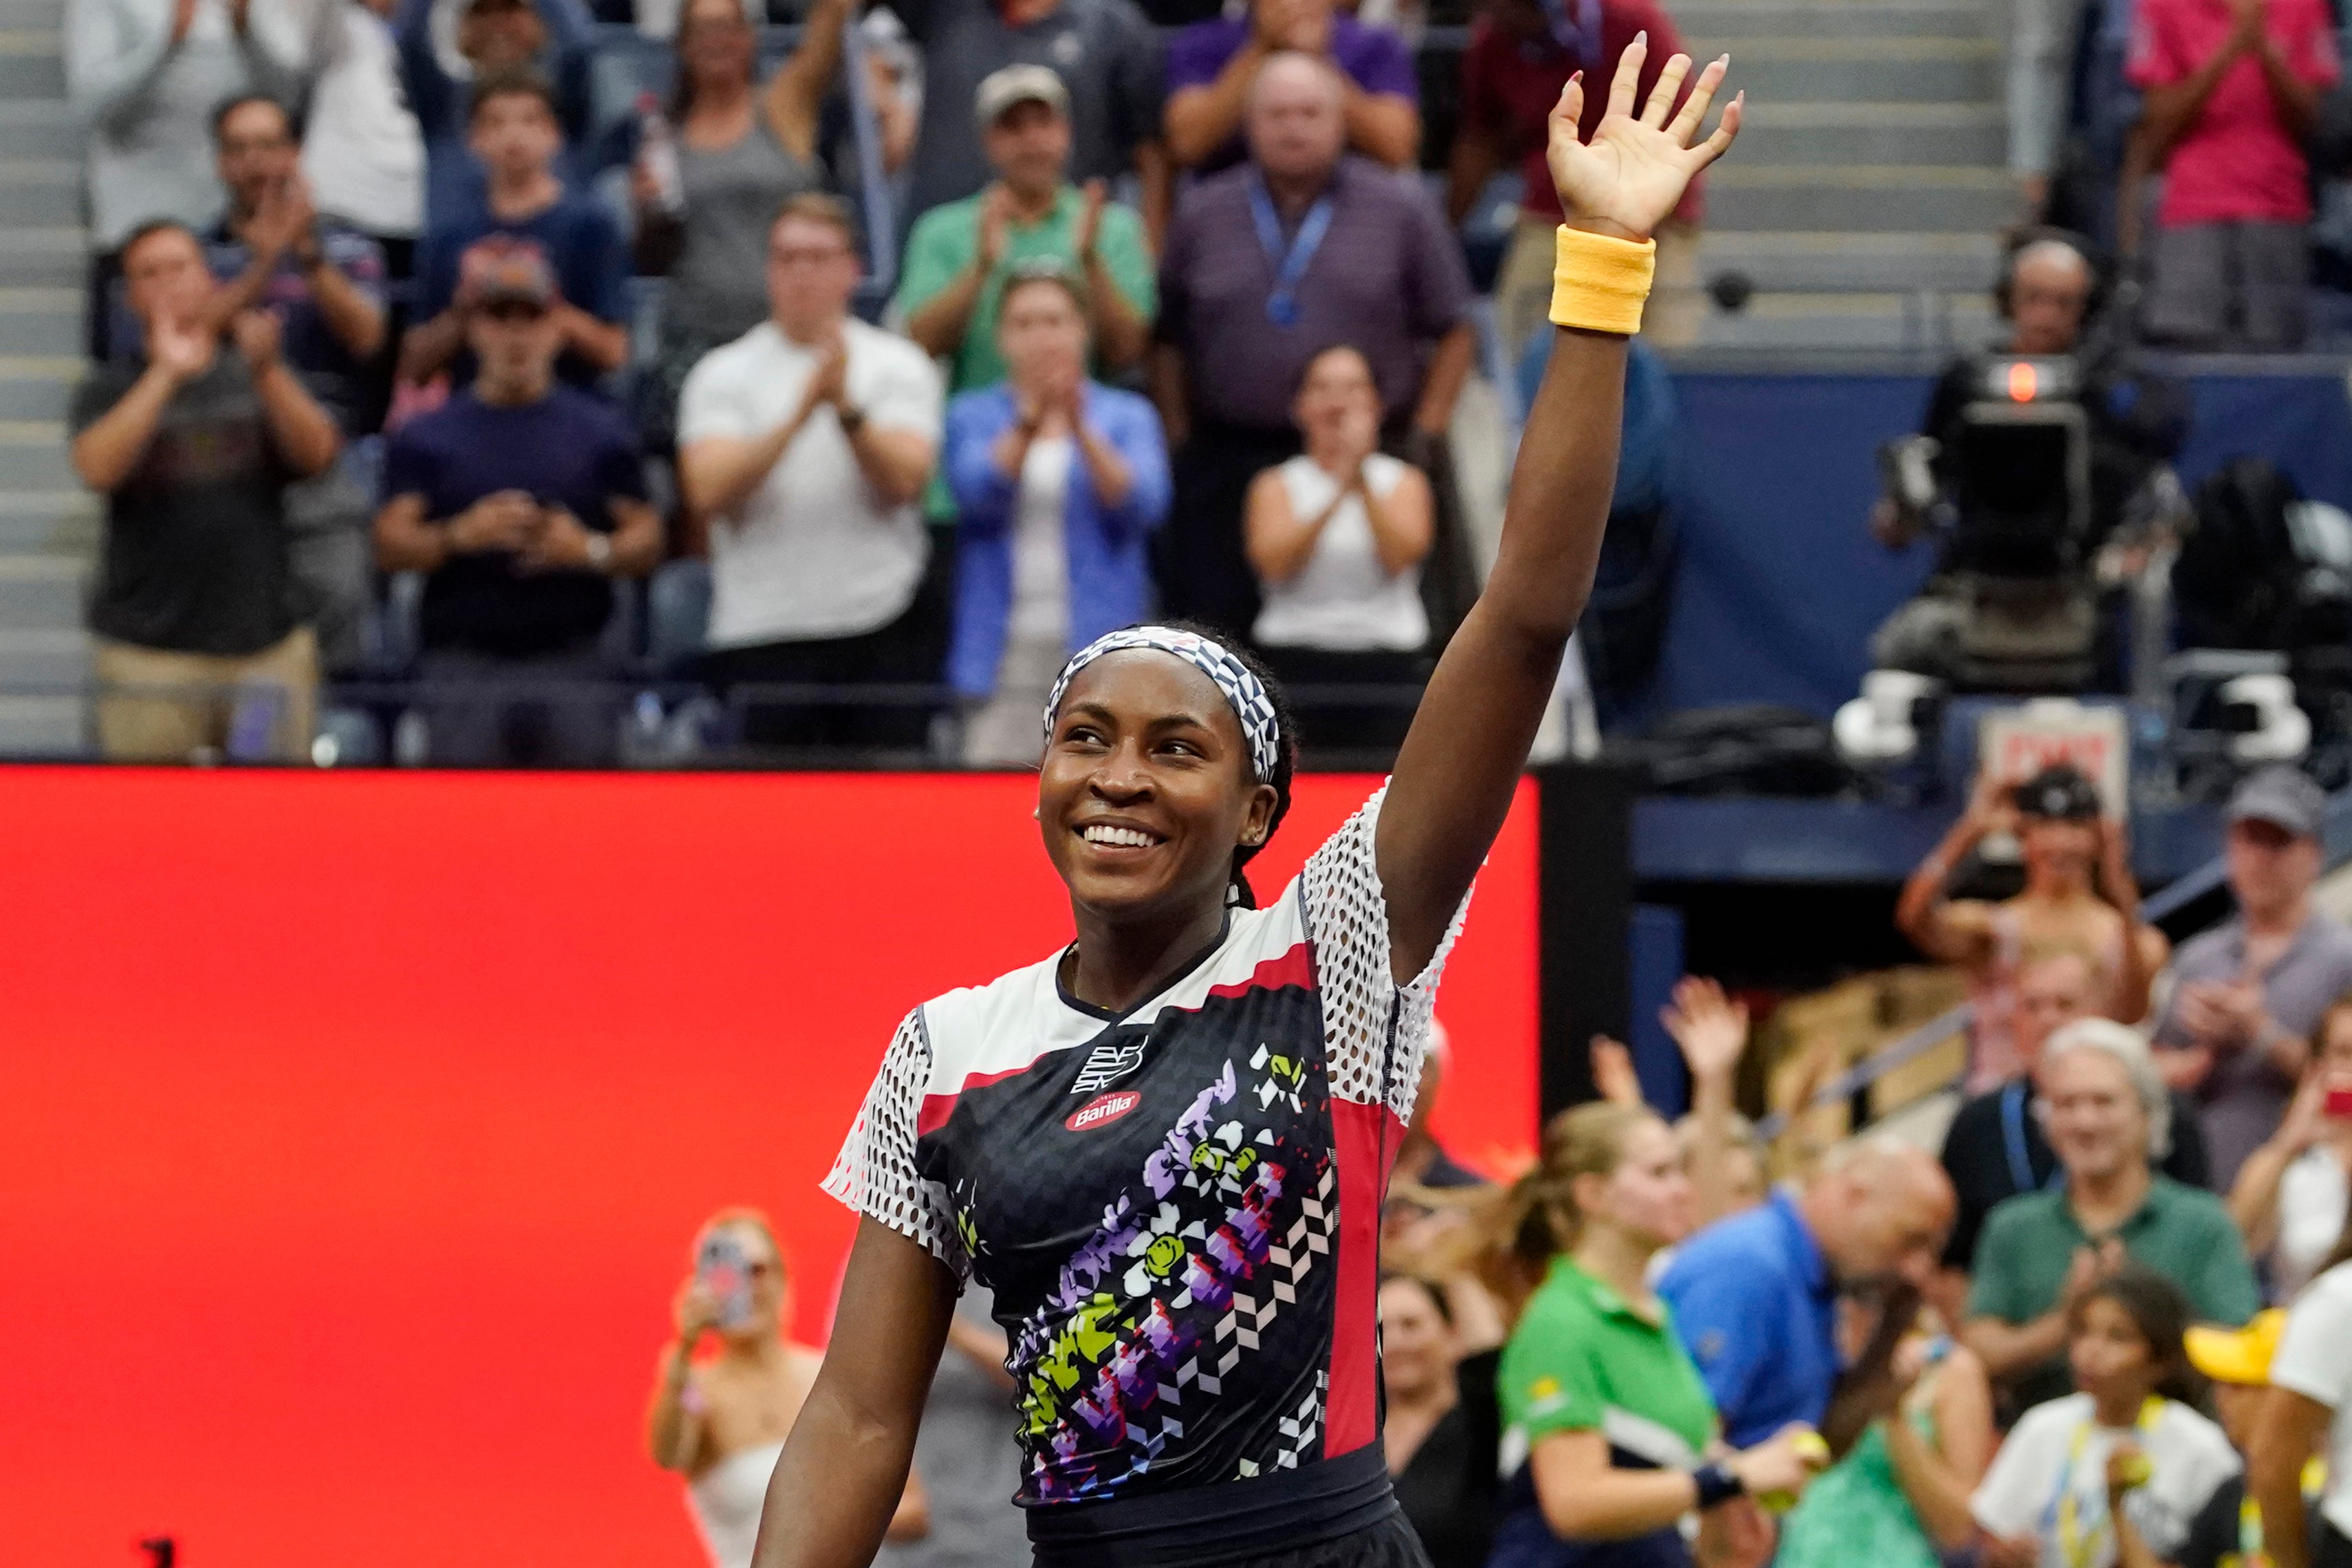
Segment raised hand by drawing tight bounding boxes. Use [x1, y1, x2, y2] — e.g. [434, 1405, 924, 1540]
[1588, 1034, 1644, 1107]
[1546, 38, 1741, 243]
[1661, 975, 1749, 1083]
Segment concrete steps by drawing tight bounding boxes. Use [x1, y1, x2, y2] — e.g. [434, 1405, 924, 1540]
[0, 0, 90, 753]
[1676, 0, 2013, 354]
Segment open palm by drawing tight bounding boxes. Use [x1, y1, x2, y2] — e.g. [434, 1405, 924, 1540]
[1547, 36, 1743, 242]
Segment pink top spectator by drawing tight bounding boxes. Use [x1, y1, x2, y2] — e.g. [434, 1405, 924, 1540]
[2127, 0, 2340, 228]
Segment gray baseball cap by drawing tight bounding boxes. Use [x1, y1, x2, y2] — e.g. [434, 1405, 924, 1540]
[2227, 765, 2327, 839]
[975, 63, 1069, 129]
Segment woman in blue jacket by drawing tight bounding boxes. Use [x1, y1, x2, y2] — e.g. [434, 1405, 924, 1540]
[943, 260, 1171, 765]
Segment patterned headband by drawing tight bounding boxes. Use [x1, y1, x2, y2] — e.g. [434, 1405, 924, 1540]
[1042, 626, 1282, 782]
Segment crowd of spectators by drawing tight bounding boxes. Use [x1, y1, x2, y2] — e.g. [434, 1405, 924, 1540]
[63, 0, 1546, 765]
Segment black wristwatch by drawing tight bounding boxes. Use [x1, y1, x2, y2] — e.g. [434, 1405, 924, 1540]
[1692, 1462, 1746, 1510]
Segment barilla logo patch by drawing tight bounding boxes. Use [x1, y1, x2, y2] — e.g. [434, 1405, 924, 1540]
[1065, 1091, 1141, 1132]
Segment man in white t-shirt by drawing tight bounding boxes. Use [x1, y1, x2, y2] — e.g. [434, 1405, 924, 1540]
[678, 194, 943, 751]
[2258, 1258, 2352, 1568]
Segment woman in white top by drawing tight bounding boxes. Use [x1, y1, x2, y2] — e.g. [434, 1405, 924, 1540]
[1970, 1269, 2240, 1568]
[2232, 995, 2352, 1303]
[646, 1208, 930, 1568]
[1244, 344, 1436, 756]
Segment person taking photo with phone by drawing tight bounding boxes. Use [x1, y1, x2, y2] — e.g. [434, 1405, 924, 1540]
[646, 1209, 930, 1568]
[2230, 994, 2352, 1302]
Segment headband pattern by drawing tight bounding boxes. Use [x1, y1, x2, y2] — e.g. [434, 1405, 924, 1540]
[1042, 626, 1282, 782]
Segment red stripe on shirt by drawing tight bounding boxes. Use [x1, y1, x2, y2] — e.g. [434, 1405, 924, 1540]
[917, 1065, 1033, 1138]
[1205, 942, 1317, 1000]
[1326, 1094, 1403, 1457]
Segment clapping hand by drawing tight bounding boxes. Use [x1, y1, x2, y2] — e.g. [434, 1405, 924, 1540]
[1547, 36, 1741, 245]
[1662, 975, 1748, 1083]
[249, 175, 319, 264]
[1073, 179, 1108, 263]
[230, 309, 282, 373]
[976, 184, 1014, 268]
[2177, 977, 2267, 1050]
[147, 313, 215, 384]
[448, 489, 539, 554]
[519, 505, 595, 573]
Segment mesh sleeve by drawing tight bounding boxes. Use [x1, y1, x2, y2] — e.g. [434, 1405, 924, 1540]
[820, 1009, 971, 1281]
[1300, 784, 1472, 1118]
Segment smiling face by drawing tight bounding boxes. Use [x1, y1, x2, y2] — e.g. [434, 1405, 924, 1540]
[1039, 652, 1279, 925]
[2043, 1045, 2151, 1184]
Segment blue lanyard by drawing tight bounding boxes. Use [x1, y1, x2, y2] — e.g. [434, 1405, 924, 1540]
[1246, 173, 1334, 329]
[2002, 1081, 2063, 1195]
[1537, 0, 1604, 63]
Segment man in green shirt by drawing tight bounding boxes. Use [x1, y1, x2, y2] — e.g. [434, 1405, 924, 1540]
[1965, 1018, 2261, 1412]
[894, 63, 1156, 399]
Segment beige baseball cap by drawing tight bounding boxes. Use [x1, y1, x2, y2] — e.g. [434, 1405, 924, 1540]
[975, 63, 1070, 129]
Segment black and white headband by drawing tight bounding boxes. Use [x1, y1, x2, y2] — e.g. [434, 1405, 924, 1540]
[1042, 626, 1282, 782]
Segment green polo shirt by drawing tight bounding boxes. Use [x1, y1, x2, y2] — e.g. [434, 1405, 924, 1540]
[892, 184, 1157, 397]
[1499, 1255, 1718, 1472]
[1969, 1174, 2262, 1407]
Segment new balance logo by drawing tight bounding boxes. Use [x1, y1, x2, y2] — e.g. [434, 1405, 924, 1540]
[1072, 1037, 1147, 1095]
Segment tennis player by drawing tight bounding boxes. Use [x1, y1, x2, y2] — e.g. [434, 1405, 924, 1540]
[754, 38, 1743, 1568]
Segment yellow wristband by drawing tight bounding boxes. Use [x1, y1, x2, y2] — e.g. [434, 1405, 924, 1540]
[1550, 225, 1657, 336]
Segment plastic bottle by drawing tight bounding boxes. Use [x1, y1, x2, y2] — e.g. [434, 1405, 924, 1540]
[637, 92, 685, 218]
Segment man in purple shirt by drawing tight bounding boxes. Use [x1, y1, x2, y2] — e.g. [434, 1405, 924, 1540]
[1151, 49, 1473, 637]
[1162, 0, 1420, 175]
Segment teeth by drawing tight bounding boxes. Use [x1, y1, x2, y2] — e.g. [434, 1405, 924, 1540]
[1083, 825, 1156, 848]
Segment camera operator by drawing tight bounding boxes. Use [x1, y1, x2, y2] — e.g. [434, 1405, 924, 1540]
[1867, 230, 2189, 692]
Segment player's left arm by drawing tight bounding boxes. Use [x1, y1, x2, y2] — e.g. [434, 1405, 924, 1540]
[1376, 38, 1740, 980]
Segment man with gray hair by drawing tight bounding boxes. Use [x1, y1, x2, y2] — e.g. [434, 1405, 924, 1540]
[1965, 1018, 2260, 1411]
[2156, 764, 2352, 1190]
[1152, 49, 1473, 637]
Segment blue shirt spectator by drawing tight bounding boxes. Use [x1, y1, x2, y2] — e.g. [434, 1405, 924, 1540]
[940, 267, 1169, 766]
[401, 75, 633, 392]
[395, 0, 600, 231]
[1658, 1142, 1954, 1447]
[1657, 1189, 1842, 1448]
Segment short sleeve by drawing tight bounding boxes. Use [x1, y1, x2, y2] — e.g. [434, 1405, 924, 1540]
[2271, 1268, 2352, 1409]
[67, 365, 134, 437]
[676, 350, 752, 445]
[1966, 1202, 2031, 1322]
[1095, 203, 1158, 320]
[892, 205, 970, 321]
[589, 416, 647, 505]
[379, 426, 435, 505]
[1657, 1250, 1768, 1424]
[1164, 21, 1233, 93]
[1348, 23, 1420, 100]
[2187, 1202, 2261, 1326]
[1298, 784, 1471, 1120]
[2126, 0, 2188, 89]
[1499, 1301, 1606, 1444]
[862, 341, 944, 440]
[822, 1009, 971, 1281]
[1971, 1402, 2067, 1538]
